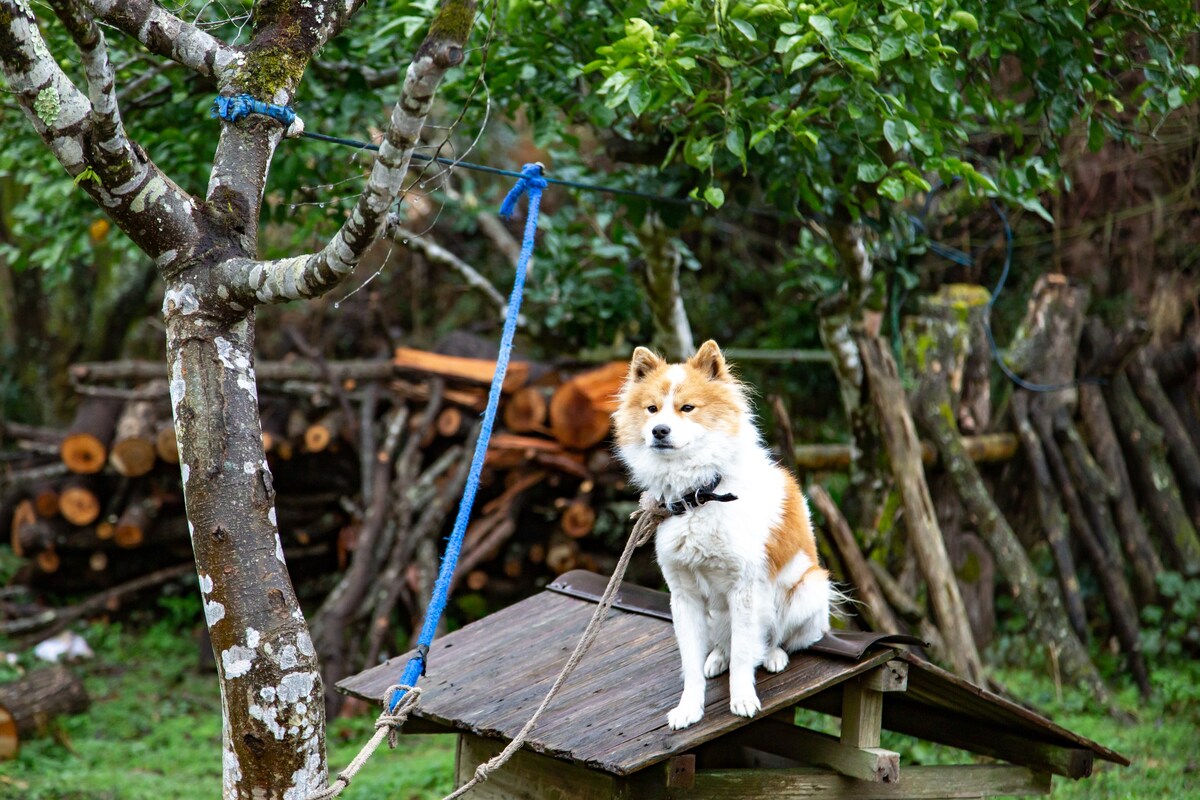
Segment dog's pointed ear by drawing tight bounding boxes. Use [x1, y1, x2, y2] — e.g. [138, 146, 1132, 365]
[629, 347, 665, 381]
[688, 340, 729, 381]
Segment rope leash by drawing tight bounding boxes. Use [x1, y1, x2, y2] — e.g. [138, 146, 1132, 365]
[305, 163, 544, 800]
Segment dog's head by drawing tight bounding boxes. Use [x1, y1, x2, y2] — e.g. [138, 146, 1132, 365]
[613, 340, 749, 462]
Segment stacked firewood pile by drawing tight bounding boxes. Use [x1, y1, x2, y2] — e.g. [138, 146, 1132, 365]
[0, 346, 638, 683]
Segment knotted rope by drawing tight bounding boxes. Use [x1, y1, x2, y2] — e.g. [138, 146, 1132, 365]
[307, 686, 422, 800]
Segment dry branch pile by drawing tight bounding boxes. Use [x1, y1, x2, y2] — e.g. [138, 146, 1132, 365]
[1, 345, 638, 710]
[807, 278, 1200, 702]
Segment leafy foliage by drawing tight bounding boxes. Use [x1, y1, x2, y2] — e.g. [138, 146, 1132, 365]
[485, 0, 1198, 221]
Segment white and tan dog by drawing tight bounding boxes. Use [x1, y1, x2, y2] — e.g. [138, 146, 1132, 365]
[613, 340, 833, 730]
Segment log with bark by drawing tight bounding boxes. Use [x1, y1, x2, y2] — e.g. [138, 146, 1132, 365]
[549, 361, 628, 450]
[0, 665, 90, 759]
[59, 397, 121, 475]
[859, 333, 984, 684]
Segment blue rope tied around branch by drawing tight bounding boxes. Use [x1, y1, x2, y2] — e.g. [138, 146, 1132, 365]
[388, 162, 546, 713]
[211, 94, 296, 126]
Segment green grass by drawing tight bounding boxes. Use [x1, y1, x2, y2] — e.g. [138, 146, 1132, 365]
[2, 613, 1198, 799]
[0, 617, 455, 800]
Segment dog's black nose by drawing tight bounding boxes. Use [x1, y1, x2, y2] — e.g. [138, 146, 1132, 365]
[652, 424, 671, 440]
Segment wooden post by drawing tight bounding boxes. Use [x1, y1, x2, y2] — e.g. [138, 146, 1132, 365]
[840, 662, 907, 749]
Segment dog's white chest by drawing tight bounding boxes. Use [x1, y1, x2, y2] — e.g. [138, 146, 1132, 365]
[656, 508, 742, 575]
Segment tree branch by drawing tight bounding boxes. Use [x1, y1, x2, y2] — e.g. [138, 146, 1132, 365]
[81, 0, 240, 81]
[0, 0, 205, 265]
[222, 0, 478, 302]
[47, 0, 129, 178]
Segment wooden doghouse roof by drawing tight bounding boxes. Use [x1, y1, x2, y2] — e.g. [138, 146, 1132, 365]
[339, 570, 1127, 779]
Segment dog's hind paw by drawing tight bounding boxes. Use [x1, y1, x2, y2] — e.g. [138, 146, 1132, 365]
[729, 692, 762, 719]
[763, 646, 789, 673]
[667, 700, 705, 730]
[703, 647, 730, 678]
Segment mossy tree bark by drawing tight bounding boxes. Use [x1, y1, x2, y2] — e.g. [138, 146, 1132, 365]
[908, 281, 1109, 702]
[0, 0, 477, 796]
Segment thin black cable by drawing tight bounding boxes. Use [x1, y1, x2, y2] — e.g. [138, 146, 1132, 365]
[299, 131, 695, 205]
[982, 201, 1104, 393]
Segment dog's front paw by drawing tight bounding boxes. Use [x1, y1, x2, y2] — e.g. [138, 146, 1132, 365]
[729, 691, 762, 719]
[703, 647, 730, 678]
[763, 647, 789, 673]
[667, 697, 705, 730]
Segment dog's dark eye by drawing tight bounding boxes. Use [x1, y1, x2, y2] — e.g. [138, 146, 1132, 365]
[680, 404, 695, 413]
[647, 405, 658, 413]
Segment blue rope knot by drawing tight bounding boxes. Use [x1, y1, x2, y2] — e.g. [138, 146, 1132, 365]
[387, 163, 545, 714]
[499, 162, 548, 220]
[211, 94, 296, 126]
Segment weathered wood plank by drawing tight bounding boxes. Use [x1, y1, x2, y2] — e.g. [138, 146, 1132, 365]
[728, 719, 899, 783]
[587, 651, 897, 775]
[682, 765, 1051, 799]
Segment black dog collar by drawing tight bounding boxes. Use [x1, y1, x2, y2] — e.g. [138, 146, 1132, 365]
[661, 475, 739, 516]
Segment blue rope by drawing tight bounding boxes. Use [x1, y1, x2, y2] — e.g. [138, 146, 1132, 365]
[387, 163, 546, 713]
[211, 94, 296, 126]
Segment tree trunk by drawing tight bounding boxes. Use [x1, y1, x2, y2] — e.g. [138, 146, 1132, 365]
[1011, 394, 1088, 642]
[1078, 383, 1161, 605]
[909, 281, 1107, 701]
[633, 212, 694, 360]
[816, 223, 888, 544]
[1127, 349, 1200, 524]
[916, 394, 1110, 701]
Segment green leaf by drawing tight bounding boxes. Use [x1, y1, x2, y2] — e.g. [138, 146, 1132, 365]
[880, 36, 905, 62]
[844, 32, 873, 52]
[731, 19, 757, 41]
[628, 81, 652, 116]
[1018, 195, 1054, 224]
[883, 119, 906, 150]
[856, 161, 887, 183]
[808, 15, 834, 38]
[704, 185, 726, 208]
[725, 126, 746, 160]
[929, 66, 955, 94]
[790, 51, 821, 71]
[877, 176, 906, 201]
[684, 136, 716, 170]
[949, 11, 979, 32]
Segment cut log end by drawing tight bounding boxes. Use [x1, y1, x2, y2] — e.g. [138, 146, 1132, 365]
[110, 439, 157, 477]
[504, 387, 548, 433]
[60, 434, 108, 474]
[561, 501, 597, 539]
[60, 484, 101, 527]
